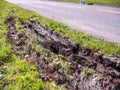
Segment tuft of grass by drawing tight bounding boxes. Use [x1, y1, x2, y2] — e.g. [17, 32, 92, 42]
[82, 66, 95, 78]
[0, 55, 44, 90]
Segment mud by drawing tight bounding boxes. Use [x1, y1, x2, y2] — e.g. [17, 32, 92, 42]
[22, 19, 120, 90]
[5, 15, 120, 90]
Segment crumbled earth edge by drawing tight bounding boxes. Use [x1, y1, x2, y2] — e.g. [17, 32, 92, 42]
[5, 12, 120, 90]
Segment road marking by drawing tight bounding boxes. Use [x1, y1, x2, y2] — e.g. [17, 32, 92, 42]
[98, 9, 120, 14]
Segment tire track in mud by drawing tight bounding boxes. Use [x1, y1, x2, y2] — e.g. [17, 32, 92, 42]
[21, 19, 120, 90]
[5, 13, 120, 90]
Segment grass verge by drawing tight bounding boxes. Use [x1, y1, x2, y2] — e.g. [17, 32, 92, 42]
[0, 0, 120, 89]
[0, 0, 66, 90]
[54, 0, 120, 6]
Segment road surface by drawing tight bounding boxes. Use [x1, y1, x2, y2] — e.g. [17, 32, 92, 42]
[6, 0, 120, 44]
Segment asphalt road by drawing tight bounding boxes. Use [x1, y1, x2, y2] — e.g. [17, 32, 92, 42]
[6, 0, 120, 44]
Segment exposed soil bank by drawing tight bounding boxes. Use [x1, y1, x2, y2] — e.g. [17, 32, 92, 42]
[5, 14, 120, 90]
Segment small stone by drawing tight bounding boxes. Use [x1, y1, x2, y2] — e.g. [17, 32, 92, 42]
[0, 71, 3, 78]
[51, 82, 56, 87]
[24, 54, 29, 59]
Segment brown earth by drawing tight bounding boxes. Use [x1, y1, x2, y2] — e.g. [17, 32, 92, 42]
[5, 13, 120, 90]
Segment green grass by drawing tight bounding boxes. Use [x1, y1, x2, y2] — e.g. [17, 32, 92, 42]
[54, 0, 120, 6]
[86, 0, 120, 6]
[82, 66, 95, 78]
[0, 55, 44, 90]
[0, 6, 12, 65]
[0, 0, 120, 89]
[0, 1, 65, 90]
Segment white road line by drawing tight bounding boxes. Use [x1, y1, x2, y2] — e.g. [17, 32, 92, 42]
[98, 9, 120, 14]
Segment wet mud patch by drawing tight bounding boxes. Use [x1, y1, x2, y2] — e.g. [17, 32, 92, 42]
[5, 13, 120, 90]
[21, 19, 120, 90]
[5, 13, 70, 89]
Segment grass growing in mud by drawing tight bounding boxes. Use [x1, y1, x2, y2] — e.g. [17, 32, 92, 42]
[54, 0, 120, 6]
[0, 0, 120, 89]
[0, 0, 66, 90]
[0, 55, 44, 90]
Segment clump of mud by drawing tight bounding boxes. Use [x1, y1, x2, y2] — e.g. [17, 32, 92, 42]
[5, 13, 120, 90]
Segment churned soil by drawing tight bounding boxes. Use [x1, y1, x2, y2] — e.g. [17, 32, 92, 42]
[5, 14, 120, 90]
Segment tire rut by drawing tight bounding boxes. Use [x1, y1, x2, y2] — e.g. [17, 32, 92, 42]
[21, 19, 120, 90]
[6, 15, 120, 90]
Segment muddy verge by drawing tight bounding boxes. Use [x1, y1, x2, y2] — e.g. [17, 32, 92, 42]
[5, 14, 120, 90]
[21, 19, 120, 90]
